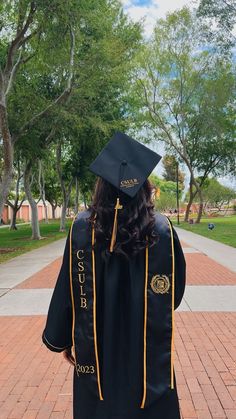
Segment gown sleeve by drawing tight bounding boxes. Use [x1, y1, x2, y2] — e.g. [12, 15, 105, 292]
[42, 230, 72, 352]
[172, 226, 186, 310]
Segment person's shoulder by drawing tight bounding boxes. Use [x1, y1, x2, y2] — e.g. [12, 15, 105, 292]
[154, 211, 172, 235]
[73, 209, 92, 227]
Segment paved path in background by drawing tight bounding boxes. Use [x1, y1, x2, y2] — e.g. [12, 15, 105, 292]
[0, 239, 66, 290]
[1, 285, 236, 315]
[1, 236, 236, 314]
[176, 227, 236, 273]
[0, 234, 236, 418]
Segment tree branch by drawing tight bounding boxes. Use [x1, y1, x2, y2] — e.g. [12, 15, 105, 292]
[4, 1, 37, 77]
[14, 25, 75, 140]
[5, 49, 22, 96]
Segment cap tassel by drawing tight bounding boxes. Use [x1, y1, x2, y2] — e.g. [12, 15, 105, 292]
[109, 197, 123, 252]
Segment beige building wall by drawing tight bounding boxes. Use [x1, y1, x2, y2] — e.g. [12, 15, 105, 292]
[2, 200, 62, 224]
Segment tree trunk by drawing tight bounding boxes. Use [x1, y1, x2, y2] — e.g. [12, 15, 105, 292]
[41, 167, 49, 223]
[0, 103, 14, 218]
[51, 204, 57, 219]
[184, 198, 192, 222]
[42, 199, 49, 223]
[24, 162, 41, 239]
[9, 206, 18, 230]
[60, 187, 73, 232]
[183, 160, 204, 224]
[224, 202, 230, 216]
[60, 202, 67, 232]
[56, 142, 73, 232]
[8, 161, 25, 230]
[195, 187, 204, 223]
[184, 176, 194, 222]
[38, 160, 49, 223]
[74, 177, 79, 215]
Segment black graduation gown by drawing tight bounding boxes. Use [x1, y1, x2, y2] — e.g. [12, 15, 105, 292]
[42, 211, 186, 419]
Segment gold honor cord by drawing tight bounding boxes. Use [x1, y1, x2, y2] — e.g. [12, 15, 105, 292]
[166, 218, 175, 389]
[140, 242, 149, 408]
[92, 221, 104, 401]
[69, 216, 78, 375]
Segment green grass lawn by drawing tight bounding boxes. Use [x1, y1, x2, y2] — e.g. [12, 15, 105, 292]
[1, 215, 235, 264]
[0, 219, 72, 264]
[172, 215, 236, 248]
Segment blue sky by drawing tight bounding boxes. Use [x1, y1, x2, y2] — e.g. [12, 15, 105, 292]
[122, 1, 235, 189]
[131, 0, 153, 6]
[122, 0, 199, 183]
[121, 0, 199, 37]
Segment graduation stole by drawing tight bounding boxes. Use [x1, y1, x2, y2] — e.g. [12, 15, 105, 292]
[69, 212, 175, 409]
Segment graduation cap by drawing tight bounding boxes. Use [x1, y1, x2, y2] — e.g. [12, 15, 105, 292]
[89, 131, 162, 252]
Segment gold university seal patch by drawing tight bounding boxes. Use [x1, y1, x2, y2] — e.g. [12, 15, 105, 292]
[150, 274, 170, 294]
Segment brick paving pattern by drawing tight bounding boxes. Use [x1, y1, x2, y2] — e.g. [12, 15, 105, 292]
[0, 316, 73, 419]
[0, 238, 236, 418]
[175, 312, 236, 419]
[186, 254, 236, 285]
[16, 253, 236, 290]
[16, 259, 62, 290]
[0, 314, 235, 418]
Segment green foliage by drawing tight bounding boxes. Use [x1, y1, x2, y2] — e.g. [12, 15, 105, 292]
[149, 173, 180, 211]
[132, 7, 235, 167]
[186, 177, 236, 209]
[154, 191, 177, 212]
[2, 0, 142, 209]
[162, 155, 185, 188]
[197, 0, 236, 51]
[129, 7, 236, 223]
[133, 7, 236, 176]
[203, 178, 236, 206]
[0, 219, 71, 263]
[149, 174, 177, 194]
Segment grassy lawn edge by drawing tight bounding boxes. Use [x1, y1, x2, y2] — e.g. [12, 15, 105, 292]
[172, 215, 236, 248]
[0, 220, 72, 264]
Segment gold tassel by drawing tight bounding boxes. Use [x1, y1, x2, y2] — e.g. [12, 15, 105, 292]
[109, 197, 123, 252]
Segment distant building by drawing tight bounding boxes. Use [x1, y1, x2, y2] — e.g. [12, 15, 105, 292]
[1, 200, 62, 224]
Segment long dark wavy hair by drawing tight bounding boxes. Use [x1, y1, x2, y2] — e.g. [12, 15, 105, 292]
[88, 177, 159, 259]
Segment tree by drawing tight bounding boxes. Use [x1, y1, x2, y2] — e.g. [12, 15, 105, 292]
[0, 1, 37, 218]
[0, 1, 78, 221]
[149, 174, 177, 211]
[6, 157, 25, 230]
[149, 173, 178, 195]
[197, 0, 236, 51]
[154, 192, 176, 213]
[132, 7, 236, 223]
[162, 155, 185, 190]
[44, 162, 62, 219]
[186, 177, 236, 214]
[1, 0, 142, 237]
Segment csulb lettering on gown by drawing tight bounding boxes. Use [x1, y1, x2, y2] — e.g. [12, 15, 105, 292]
[42, 209, 186, 419]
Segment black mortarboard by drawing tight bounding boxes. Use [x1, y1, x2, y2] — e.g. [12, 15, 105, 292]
[89, 131, 162, 251]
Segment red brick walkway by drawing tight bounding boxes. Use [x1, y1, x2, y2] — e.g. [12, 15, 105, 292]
[0, 316, 73, 419]
[1, 242, 236, 418]
[16, 253, 236, 290]
[0, 313, 235, 418]
[185, 254, 236, 285]
[16, 259, 62, 290]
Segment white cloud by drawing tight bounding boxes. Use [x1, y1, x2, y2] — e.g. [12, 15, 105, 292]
[121, 0, 200, 37]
